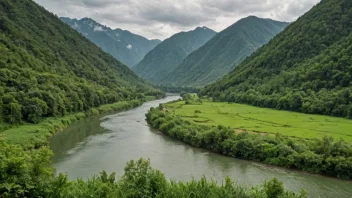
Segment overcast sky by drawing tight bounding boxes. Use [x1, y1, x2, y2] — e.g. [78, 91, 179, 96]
[34, 0, 320, 40]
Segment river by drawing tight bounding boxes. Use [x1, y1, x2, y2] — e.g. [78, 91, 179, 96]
[50, 96, 352, 198]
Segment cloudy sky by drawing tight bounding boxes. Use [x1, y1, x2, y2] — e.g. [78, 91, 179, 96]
[34, 0, 320, 40]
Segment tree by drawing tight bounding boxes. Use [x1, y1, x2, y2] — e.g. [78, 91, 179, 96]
[2, 101, 22, 124]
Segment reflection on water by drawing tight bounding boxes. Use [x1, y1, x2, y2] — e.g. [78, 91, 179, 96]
[50, 96, 352, 198]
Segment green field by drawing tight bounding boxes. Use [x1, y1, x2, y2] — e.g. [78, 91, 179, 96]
[165, 100, 352, 142]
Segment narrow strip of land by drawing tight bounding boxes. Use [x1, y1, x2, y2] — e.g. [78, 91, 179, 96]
[165, 97, 352, 141]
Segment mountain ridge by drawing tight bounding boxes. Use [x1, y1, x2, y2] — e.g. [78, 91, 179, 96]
[0, 0, 162, 125]
[61, 17, 161, 67]
[162, 16, 289, 87]
[132, 26, 217, 84]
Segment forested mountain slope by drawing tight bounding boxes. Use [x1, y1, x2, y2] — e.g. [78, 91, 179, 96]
[132, 27, 216, 84]
[201, 0, 352, 118]
[163, 16, 288, 87]
[61, 17, 161, 67]
[0, 0, 162, 125]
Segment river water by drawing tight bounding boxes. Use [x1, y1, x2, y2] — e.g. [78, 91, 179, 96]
[50, 96, 352, 198]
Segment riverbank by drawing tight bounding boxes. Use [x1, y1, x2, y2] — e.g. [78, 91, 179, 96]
[1, 95, 309, 198]
[146, 100, 352, 180]
[0, 97, 159, 149]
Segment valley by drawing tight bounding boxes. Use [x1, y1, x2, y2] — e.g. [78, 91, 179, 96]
[132, 27, 217, 84]
[1, 0, 352, 197]
[50, 96, 352, 198]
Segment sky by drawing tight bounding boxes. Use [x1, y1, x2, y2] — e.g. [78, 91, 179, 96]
[34, 0, 320, 40]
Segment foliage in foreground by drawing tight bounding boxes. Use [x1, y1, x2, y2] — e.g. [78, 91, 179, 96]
[0, 142, 306, 198]
[146, 106, 352, 179]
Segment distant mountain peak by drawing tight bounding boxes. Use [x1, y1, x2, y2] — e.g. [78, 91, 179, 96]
[80, 17, 95, 23]
[132, 27, 217, 84]
[194, 26, 214, 32]
[246, 15, 259, 19]
[61, 17, 161, 67]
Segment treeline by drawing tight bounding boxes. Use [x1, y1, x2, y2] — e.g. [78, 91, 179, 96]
[157, 85, 200, 94]
[200, 0, 352, 118]
[147, 106, 352, 179]
[0, 0, 164, 125]
[0, 141, 307, 198]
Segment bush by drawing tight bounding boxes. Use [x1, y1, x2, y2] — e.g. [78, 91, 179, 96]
[264, 178, 284, 198]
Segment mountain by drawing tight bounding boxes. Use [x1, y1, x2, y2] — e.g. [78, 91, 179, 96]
[132, 27, 217, 84]
[61, 17, 161, 67]
[0, 0, 162, 124]
[201, 0, 352, 118]
[163, 16, 289, 87]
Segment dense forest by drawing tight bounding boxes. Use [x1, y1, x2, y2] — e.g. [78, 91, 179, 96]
[147, 103, 352, 179]
[200, 0, 352, 118]
[132, 27, 216, 84]
[0, 0, 163, 125]
[163, 17, 288, 87]
[61, 17, 161, 67]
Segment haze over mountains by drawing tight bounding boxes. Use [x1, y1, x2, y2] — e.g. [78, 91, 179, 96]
[61, 16, 288, 88]
[132, 27, 217, 84]
[201, 0, 352, 118]
[61, 17, 161, 67]
[163, 16, 289, 87]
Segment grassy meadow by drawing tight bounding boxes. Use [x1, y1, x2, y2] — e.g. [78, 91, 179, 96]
[165, 97, 352, 142]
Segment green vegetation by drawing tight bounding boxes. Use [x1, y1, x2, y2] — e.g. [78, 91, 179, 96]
[163, 16, 288, 87]
[147, 101, 352, 179]
[132, 27, 216, 84]
[1, 100, 142, 149]
[157, 85, 200, 94]
[61, 17, 161, 67]
[0, 0, 163, 126]
[0, 141, 307, 198]
[201, 0, 352, 118]
[165, 99, 352, 141]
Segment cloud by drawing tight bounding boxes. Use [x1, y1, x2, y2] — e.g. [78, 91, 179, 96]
[93, 25, 105, 32]
[34, 0, 320, 40]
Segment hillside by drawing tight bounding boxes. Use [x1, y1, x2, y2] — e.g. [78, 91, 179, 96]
[132, 27, 216, 84]
[61, 17, 161, 67]
[201, 0, 352, 118]
[0, 0, 162, 125]
[163, 16, 288, 87]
